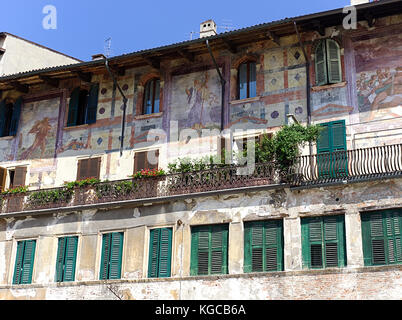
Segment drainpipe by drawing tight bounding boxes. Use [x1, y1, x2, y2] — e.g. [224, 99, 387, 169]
[205, 39, 227, 161]
[104, 58, 128, 157]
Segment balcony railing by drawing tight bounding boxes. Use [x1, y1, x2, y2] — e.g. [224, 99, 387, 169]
[0, 144, 401, 214]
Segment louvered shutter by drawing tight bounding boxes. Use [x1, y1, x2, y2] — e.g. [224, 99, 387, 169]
[63, 237, 78, 282]
[148, 229, 160, 278]
[108, 232, 123, 280]
[134, 152, 147, 173]
[317, 123, 331, 178]
[302, 216, 345, 269]
[67, 88, 80, 127]
[197, 227, 210, 275]
[238, 63, 248, 100]
[147, 150, 159, 171]
[20, 240, 36, 284]
[13, 241, 25, 284]
[362, 211, 402, 266]
[309, 219, 324, 268]
[88, 158, 101, 179]
[250, 222, 264, 272]
[265, 221, 282, 271]
[77, 159, 88, 180]
[86, 83, 99, 124]
[100, 233, 111, 280]
[13, 166, 27, 187]
[211, 225, 227, 275]
[0, 167, 6, 192]
[9, 97, 22, 136]
[55, 237, 66, 282]
[326, 39, 342, 84]
[315, 40, 328, 86]
[190, 225, 228, 276]
[0, 100, 6, 137]
[158, 228, 172, 278]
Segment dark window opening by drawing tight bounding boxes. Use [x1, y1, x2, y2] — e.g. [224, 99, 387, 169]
[2, 103, 13, 137]
[76, 89, 89, 126]
[143, 79, 160, 115]
[8, 169, 15, 189]
[238, 61, 257, 100]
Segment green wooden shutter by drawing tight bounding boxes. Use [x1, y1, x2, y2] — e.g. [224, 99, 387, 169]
[14, 240, 36, 285]
[326, 39, 342, 84]
[148, 229, 160, 278]
[301, 216, 345, 269]
[86, 83, 99, 124]
[55, 236, 78, 282]
[190, 225, 228, 276]
[0, 100, 6, 137]
[244, 220, 283, 273]
[67, 87, 80, 127]
[100, 233, 111, 280]
[55, 238, 66, 282]
[9, 97, 22, 136]
[315, 40, 328, 86]
[158, 228, 172, 278]
[13, 241, 25, 284]
[108, 232, 124, 280]
[63, 237, 78, 282]
[362, 210, 402, 266]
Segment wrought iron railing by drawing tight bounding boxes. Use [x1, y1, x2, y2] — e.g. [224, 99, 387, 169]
[0, 144, 401, 214]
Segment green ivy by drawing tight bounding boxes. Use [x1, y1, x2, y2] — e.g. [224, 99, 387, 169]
[95, 180, 138, 199]
[27, 188, 74, 207]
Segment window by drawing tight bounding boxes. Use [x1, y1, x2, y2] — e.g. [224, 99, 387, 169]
[134, 150, 159, 173]
[316, 120, 347, 178]
[301, 215, 346, 269]
[55, 236, 78, 283]
[67, 84, 99, 127]
[361, 209, 402, 266]
[315, 39, 342, 86]
[0, 97, 22, 137]
[244, 220, 284, 273]
[148, 228, 173, 278]
[190, 224, 228, 276]
[13, 240, 36, 285]
[238, 61, 256, 100]
[143, 78, 160, 115]
[99, 232, 124, 280]
[76, 157, 101, 181]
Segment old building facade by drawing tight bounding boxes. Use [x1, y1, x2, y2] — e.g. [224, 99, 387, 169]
[0, 0, 401, 300]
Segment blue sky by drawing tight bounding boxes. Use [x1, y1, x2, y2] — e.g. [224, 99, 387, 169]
[0, 0, 349, 61]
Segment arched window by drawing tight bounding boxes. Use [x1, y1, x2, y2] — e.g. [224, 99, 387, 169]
[238, 61, 257, 100]
[315, 39, 342, 86]
[143, 78, 160, 115]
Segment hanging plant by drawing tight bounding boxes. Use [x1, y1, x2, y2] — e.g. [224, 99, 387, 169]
[63, 178, 101, 190]
[95, 180, 139, 199]
[1, 185, 29, 196]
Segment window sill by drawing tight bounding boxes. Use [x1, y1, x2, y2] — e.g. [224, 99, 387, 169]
[312, 82, 347, 92]
[63, 124, 89, 131]
[0, 135, 15, 141]
[230, 96, 261, 105]
[134, 112, 163, 120]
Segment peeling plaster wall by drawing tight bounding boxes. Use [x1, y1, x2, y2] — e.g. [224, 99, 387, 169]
[0, 179, 401, 299]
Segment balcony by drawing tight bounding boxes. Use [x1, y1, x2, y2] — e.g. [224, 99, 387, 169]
[0, 144, 401, 215]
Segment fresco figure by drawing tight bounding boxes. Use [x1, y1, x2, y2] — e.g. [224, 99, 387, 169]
[21, 117, 52, 160]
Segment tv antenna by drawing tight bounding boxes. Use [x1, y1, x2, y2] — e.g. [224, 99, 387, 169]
[104, 37, 112, 58]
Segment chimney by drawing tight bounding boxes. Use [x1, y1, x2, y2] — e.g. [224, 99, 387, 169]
[92, 53, 106, 61]
[200, 20, 217, 38]
[350, 0, 370, 5]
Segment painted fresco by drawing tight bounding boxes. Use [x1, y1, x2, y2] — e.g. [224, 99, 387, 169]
[170, 69, 221, 132]
[355, 34, 402, 121]
[18, 98, 59, 161]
